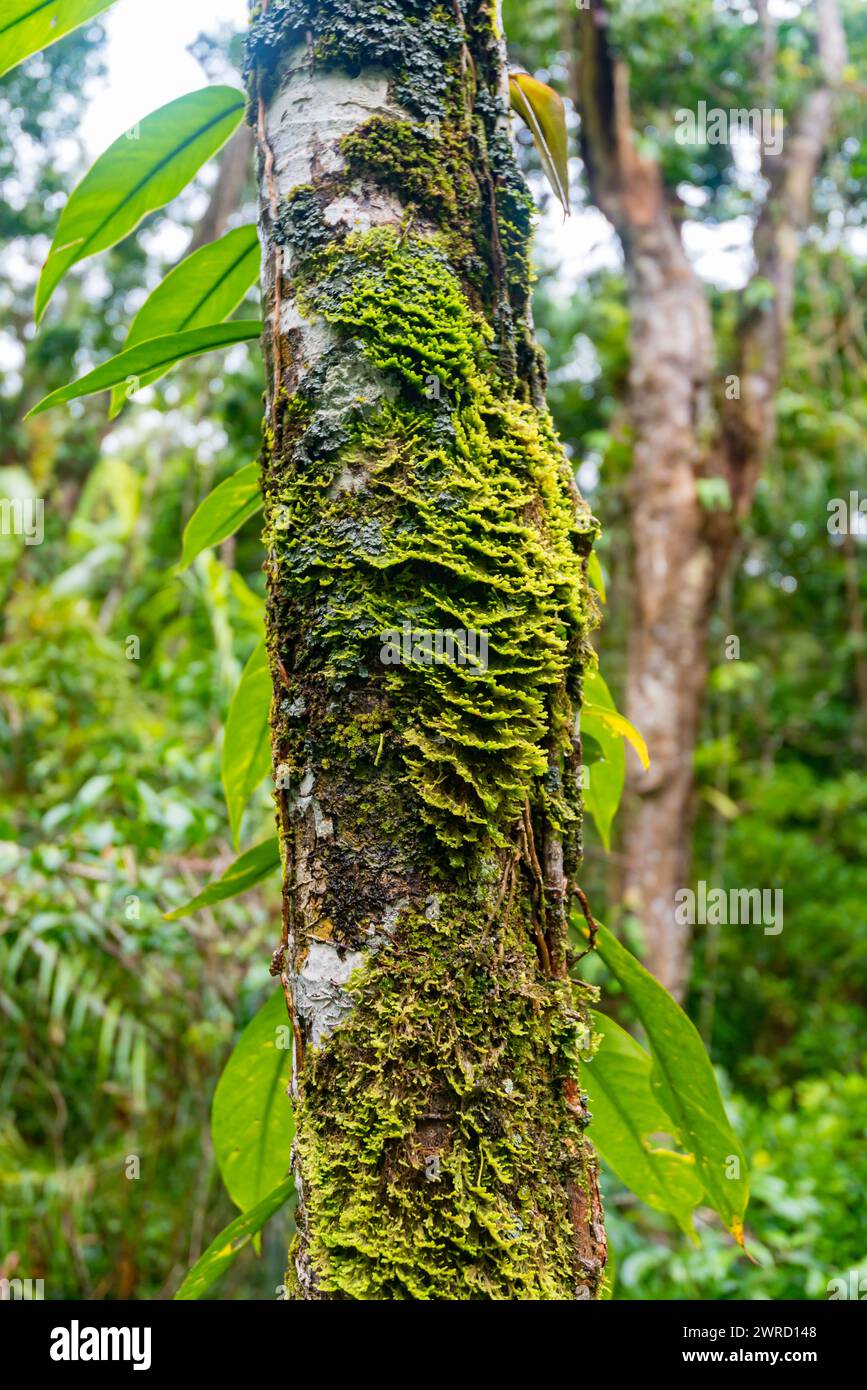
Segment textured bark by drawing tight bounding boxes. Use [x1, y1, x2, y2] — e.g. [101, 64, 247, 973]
[569, 0, 847, 996]
[246, 0, 606, 1299]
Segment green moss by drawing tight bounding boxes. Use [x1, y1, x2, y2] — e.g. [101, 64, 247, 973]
[268, 226, 597, 857]
[250, 0, 606, 1301]
[246, 0, 463, 120]
[295, 902, 601, 1299]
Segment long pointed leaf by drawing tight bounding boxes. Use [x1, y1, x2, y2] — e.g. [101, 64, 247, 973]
[174, 1175, 294, 1301]
[25, 320, 261, 417]
[580, 670, 625, 850]
[163, 837, 280, 920]
[212, 990, 295, 1215]
[509, 70, 570, 214]
[583, 668, 650, 771]
[178, 462, 262, 573]
[592, 925, 749, 1243]
[0, 1, 120, 78]
[109, 225, 260, 417]
[222, 639, 272, 848]
[585, 1009, 705, 1238]
[35, 85, 245, 321]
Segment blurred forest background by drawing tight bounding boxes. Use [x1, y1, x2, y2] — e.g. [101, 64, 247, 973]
[1, 0, 865, 1300]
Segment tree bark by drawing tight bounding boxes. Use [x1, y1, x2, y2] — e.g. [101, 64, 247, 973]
[246, 0, 606, 1300]
[569, 0, 846, 997]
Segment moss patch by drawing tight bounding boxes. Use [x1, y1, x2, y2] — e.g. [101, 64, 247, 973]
[294, 903, 600, 1299]
[267, 226, 597, 857]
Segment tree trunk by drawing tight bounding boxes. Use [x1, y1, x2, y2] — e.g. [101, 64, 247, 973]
[246, 0, 606, 1300]
[569, 0, 846, 997]
[184, 125, 254, 257]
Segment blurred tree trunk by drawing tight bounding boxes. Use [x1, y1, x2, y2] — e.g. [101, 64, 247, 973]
[247, 0, 605, 1299]
[567, 0, 846, 996]
[184, 125, 254, 257]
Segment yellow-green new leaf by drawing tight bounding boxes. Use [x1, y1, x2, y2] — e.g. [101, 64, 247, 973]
[174, 1174, 294, 1301]
[509, 70, 570, 214]
[178, 462, 262, 572]
[222, 639, 272, 848]
[585, 1010, 705, 1238]
[583, 669, 650, 770]
[0, 1, 120, 78]
[109, 225, 260, 417]
[26, 321, 261, 417]
[592, 925, 749, 1243]
[581, 670, 625, 851]
[212, 990, 295, 1215]
[35, 85, 245, 321]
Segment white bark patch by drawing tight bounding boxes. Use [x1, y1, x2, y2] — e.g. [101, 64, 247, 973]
[265, 56, 410, 387]
[294, 941, 367, 1050]
[267, 51, 401, 200]
[323, 188, 406, 236]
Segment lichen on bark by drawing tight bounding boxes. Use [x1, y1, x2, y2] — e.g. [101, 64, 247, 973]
[247, 0, 606, 1300]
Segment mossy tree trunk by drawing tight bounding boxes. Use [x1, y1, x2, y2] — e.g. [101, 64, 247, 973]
[246, 0, 606, 1300]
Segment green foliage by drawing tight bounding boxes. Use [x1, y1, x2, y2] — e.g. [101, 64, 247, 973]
[109, 225, 260, 417]
[211, 990, 295, 1215]
[178, 461, 262, 573]
[509, 70, 570, 214]
[593, 926, 748, 1242]
[605, 1070, 867, 1300]
[164, 837, 280, 920]
[580, 670, 625, 851]
[9, 0, 860, 1303]
[35, 85, 245, 321]
[174, 1175, 295, 1301]
[221, 640, 272, 848]
[28, 320, 261, 416]
[586, 1010, 705, 1239]
[0, 0, 119, 78]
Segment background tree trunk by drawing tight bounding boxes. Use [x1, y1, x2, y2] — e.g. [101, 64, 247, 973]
[569, 0, 846, 996]
[247, 0, 606, 1299]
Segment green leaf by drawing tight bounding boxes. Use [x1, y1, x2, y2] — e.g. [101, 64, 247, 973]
[592, 925, 749, 1243]
[586, 550, 606, 603]
[109, 225, 260, 417]
[583, 669, 650, 771]
[0, 1, 120, 78]
[25, 321, 261, 418]
[163, 837, 280, 920]
[509, 70, 570, 214]
[222, 639, 272, 848]
[581, 671, 625, 851]
[212, 990, 294, 1215]
[174, 1174, 294, 1301]
[35, 85, 245, 321]
[585, 1009, 705, 1238]
[178, 462, 262, 572]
